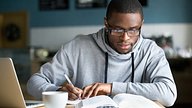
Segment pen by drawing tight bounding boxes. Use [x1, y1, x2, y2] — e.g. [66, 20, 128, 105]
[64, 74, 74, 87]
[64, 74, 81, 99]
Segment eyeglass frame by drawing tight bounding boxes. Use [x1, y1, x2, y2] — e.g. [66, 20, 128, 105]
[106, 22, 141, 37]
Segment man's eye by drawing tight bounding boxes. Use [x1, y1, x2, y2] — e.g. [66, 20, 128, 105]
[114, 29, 124, 32]
[130, 28, 139, 31]
[129, 30, 136, 32]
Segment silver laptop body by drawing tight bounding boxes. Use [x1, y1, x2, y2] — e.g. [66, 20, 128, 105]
[0, 58, 43, 108]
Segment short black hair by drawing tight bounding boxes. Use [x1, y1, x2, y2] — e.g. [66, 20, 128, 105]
[106, 0, 143, 20]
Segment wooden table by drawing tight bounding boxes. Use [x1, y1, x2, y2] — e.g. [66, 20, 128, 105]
[38, 102, 165, 108]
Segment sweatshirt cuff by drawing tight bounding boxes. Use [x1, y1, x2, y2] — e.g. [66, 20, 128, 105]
[111, 82, 128, 96]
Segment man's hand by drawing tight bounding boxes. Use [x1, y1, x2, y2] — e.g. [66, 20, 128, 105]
[57, 83, 83, 100]
[82, 82, 112, 99]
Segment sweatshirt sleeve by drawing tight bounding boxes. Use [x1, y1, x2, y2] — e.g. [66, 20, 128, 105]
[111, 46, 177, 107]
[27, 45, 72, 99]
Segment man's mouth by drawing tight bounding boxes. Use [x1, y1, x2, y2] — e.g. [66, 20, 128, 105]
[118, 43, 131, 50]
[120, 44, 129, 49]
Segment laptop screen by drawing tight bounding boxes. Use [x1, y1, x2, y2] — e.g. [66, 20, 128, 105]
[0, 58, 43, 108]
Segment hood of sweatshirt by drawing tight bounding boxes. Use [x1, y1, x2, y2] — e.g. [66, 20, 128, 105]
[92, 28, 143, 60]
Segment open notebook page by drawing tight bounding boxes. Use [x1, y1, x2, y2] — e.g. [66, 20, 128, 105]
[67, 95, 118, 108]
[113, 93, 162, 108]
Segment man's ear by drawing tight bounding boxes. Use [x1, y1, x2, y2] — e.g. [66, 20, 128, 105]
[142, 19, 144, 25]
[104, 17, 108, 27]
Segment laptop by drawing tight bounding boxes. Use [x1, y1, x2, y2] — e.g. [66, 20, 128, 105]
[0, 57, 44, 108]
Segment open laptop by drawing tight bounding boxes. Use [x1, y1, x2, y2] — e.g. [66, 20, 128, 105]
[0, 57, 44, 108]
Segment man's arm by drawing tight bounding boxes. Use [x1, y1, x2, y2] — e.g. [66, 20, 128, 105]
[27, 45, 73, 99]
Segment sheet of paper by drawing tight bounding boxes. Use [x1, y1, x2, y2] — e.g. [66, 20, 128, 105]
[67, 99, 81, 105]
[113, 93, 162, 108]
[82, 95, 118, 108]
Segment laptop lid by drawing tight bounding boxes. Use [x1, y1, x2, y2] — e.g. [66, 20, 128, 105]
[0, 57, 28, 108]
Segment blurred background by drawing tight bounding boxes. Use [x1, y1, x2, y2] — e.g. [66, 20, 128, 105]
[0, 0, 192, 108]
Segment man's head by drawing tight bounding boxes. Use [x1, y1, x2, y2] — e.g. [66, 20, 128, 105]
[104, 0, 144, 54]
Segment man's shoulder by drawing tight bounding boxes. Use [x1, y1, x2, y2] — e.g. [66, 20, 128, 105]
[142, 38, 161, 49]
[140, 38, 164, 54]
[63, 33, 96, 49]
[73, 34, 94, 42]
[142, 38, 156, 46]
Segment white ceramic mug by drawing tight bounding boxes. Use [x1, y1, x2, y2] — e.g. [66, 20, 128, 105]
[42, 91, 68, 108]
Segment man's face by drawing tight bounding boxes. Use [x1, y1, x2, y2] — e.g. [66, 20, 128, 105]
[105, 12, 143, 54]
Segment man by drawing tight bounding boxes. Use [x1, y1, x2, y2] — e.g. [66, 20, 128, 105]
[27, 0, 177, 107]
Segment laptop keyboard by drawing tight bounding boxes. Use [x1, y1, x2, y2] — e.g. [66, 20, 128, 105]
[25, 100, 44, 108]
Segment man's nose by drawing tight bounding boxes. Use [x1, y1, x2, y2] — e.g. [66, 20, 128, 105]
[121, 32, 130, 40]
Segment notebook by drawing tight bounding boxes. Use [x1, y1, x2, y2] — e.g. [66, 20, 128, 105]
[0, 57, 44, 108]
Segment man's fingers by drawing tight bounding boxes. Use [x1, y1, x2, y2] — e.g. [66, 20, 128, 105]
[82, 83, 112, 99]
[68, 91, 80, 100]
[65, 84, 83, 100]
[82, 83, 99, 98]
[92, 85, 100, 96]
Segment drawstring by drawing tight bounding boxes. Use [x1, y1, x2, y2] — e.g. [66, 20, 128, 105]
[104, 52, 135, 83]
[131, 52, 134, 83]
[104, 52, 108, 83]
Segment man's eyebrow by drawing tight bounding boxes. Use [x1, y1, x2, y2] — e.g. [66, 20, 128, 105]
[128, 26, 141, 29]
[109, 23, 140, 30]
[111, 25, 127, 30]
[108, 24, 122, 29]
[114, 26, 140, 30]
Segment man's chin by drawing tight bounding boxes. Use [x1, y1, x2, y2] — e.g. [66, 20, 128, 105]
[113, 44, 133, 54]
[118, 49, 132, 54]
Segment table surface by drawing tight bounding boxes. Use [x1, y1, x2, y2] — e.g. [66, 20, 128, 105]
[37, 101, 165, 108]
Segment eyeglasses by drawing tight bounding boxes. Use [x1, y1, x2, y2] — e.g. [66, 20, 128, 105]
[107, 27, 141, 37]
[106, 22, 141, 37]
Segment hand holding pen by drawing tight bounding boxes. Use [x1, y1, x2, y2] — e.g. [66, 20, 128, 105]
[64, 74, 82, 100]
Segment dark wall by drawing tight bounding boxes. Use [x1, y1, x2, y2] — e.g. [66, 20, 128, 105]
[0, 0, 192, 27]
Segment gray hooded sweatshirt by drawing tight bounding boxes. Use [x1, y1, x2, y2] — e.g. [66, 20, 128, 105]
[27, 28, 177, 107]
